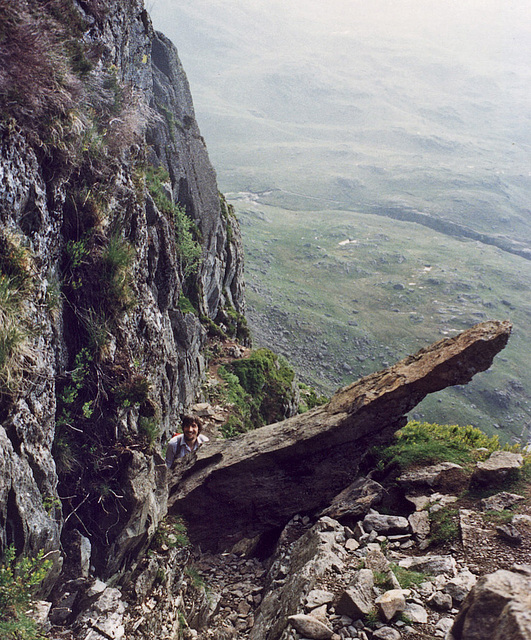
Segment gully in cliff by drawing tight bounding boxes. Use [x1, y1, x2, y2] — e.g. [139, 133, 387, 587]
[165, 415, 210, 468]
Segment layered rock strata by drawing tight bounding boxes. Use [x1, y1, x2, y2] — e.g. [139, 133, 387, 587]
[0, 0, 245, 582]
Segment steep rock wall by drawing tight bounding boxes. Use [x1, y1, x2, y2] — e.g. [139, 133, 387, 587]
[0, 0, 244, 584]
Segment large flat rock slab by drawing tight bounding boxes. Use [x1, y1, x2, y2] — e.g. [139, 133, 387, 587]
[168, 321, 511, 550]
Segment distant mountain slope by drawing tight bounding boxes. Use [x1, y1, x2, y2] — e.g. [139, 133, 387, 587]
[150, 0, 531, 252]
[233, 198, 531, 443]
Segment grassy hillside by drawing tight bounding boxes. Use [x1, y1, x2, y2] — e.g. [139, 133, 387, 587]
[233, 195, 531, 443]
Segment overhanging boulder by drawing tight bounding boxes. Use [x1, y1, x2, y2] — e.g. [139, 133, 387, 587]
[168, 320, 511, 550]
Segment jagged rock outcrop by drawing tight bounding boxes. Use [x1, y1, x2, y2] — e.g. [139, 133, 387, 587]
[0, 0, 245, 585]
[169, 320, 511, 550]
[451, 565, 531, 640]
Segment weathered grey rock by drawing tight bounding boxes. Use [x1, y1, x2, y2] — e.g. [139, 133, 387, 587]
[288, 614, 334, 639]
[133, 555, 161, 601]
[408, 511, 430, 540]
[188, 588, 222, 630]
[0, 0, 247, 590]
[169, 321, 511, 550]
[250, 521, 345, 640]
[427, 590, 453, 611]
[75, 586, 126, 640]
[492, 594, 531, 640]
[105, 451, 168, 579]
[481, 491, 526, 512]
[375, 589, 409, 621]
[398, 555, 457, 576]
[363, 512, 410, 535]
[496, 523, 523, 545]
[451, 566, 531, 640]
[310, 604, 330, 622]
[405, 495, 430, 511]
[26, 600, 52, 628]
[435, 617, 454, 637]
[443, 570, 478, 605]
[417, 581, 435, 597]
[398, 462, 469, 494]
[428, 493, 459, 512]
[320, 477, 384, 522]
[459, 509, 491, 566]
[345, 538, 360, 552]
[372, 627, 401, 640]
[403, 602, 428, 623]
[472, 451, 524, 487]
[306, 590, 335, 610]
[514, 514, 531, 526]
[336, 570, 375, 618]
[365, 547, 390, 573]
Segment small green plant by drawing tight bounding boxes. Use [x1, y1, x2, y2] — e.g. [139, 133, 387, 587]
[0, 311, 29, 396]
[298, 382, 328, 413]
[217, 348, 300, 436]
[153, 516, 191, 550]
[178, 610, 188, 630]
[114, 374, 150, 409]
[184, 566, 205, 589]
[145, 166, 202, 278]
[138, 416, 160, 451]
[52, 433, 76, 474]
[0, 232, 36, 398]
[44, 274, 62, 312]
[218, 300, 251, 343]
[428, 506, 459, 546]
[219, 414, 247, 439]
[0, 545, 52, 640]
[178, 294, 196, 314]
[0, 232, 34, 291]
[99, 233, 135, 315]
[482, 509, 517, 525]
[363, 608, 380, 628]
[397, 612, 412, 625]
[153, 567, 165, 585]
[59, 348, 93, 409]
[390, 563, 430, 589]
[219, 193, 237, 244]
[200, 315, 228, 339]
[42, 495, 61, 516]
[373, 571, 395, 590]
[81, 308, 110, 354]
[65, 237, 90, 270]
[168, 517, 191, 548]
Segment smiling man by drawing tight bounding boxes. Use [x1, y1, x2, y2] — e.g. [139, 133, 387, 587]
[165, 415, 209, 469]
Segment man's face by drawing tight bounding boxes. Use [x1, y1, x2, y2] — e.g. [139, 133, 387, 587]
[183, 421, 199, 444]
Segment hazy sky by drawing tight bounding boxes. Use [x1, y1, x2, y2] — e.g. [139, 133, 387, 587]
[149, 0, 530, 76]
[148, 0, 530, 210]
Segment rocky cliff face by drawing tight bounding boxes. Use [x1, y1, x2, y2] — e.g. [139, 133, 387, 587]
[0, 0, 244, 585]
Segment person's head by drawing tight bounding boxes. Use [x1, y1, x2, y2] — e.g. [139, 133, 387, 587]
[181, 414, 202, 444]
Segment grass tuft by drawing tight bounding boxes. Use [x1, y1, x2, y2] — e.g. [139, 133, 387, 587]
[375, 421, 506, 473]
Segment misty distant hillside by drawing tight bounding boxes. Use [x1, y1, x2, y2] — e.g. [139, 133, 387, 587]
[151, 0, 530, 250]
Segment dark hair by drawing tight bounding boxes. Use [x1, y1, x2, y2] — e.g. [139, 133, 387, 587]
[181, 414, 203, 433]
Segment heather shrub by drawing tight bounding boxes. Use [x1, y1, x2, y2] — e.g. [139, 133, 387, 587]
[0, 545, 52, 640]
[0, 0, 79, 140]
[218, 348, 298, 436]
